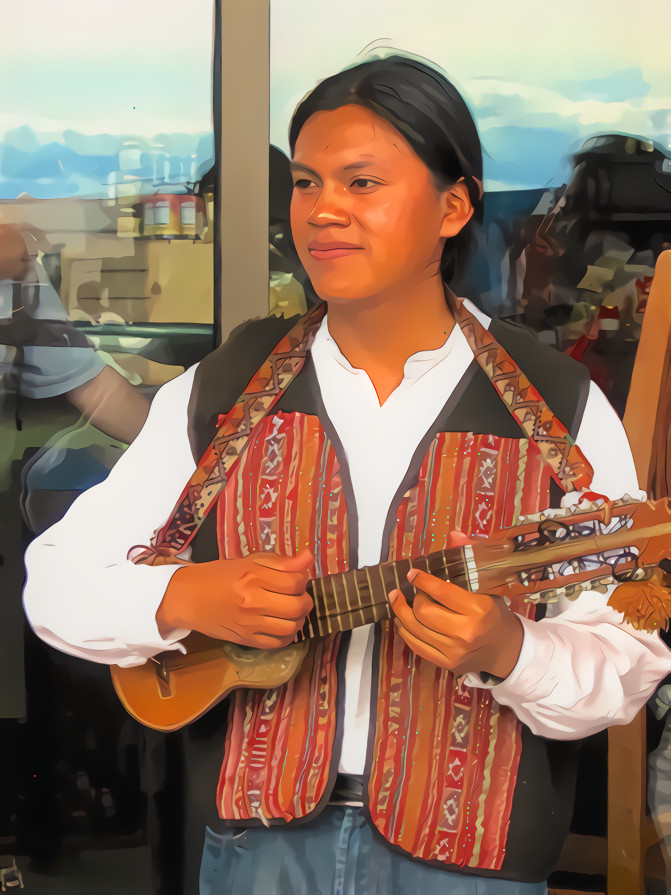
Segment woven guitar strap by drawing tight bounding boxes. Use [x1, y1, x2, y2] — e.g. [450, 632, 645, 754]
[129, 299, 593, 568]
[128, 303, 327, 566]
[452, 298, 594, 492]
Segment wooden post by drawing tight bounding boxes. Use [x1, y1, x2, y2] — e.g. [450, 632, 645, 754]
[214, 0, 270, 344]
[613, 250, 671, 894]
[607, 716, 647, 894]
[622, 251, 671, 494]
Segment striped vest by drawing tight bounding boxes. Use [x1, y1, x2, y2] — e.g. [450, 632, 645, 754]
[214, 391, 567, 869]
[183, 308, 591, 879]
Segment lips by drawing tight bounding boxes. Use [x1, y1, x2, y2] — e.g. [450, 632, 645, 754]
[307, 240, 364, 260]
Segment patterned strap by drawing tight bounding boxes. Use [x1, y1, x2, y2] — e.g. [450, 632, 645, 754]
[129, 303, 327, 565]
[452, 299, 594, 493]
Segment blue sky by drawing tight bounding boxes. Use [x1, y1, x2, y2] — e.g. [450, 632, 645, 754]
[2, 0, 670, 195]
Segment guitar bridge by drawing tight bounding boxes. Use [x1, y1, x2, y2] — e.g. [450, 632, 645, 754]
[150, 655, 172, 698]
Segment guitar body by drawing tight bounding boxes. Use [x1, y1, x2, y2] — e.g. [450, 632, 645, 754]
[111, 633, 310, 731]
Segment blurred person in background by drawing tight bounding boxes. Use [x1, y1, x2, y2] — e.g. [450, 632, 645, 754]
[0, 223, 150, 444]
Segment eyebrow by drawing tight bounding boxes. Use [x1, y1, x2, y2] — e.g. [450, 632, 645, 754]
[290, 156, 380, 176]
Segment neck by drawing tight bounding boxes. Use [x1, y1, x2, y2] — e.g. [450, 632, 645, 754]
[325, 276, 458, 405]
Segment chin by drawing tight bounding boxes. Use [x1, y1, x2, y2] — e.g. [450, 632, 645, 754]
[309, 281, 378, 304]
[304, 270, 380, 304]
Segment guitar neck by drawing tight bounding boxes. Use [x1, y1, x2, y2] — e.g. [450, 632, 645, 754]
[297, 498, 671, 641]
[299, 548, 468, 640]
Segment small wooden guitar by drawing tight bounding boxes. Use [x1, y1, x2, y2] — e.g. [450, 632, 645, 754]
[112, 495, 671, 731]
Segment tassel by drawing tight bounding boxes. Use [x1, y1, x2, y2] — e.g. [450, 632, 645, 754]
[608, 568, 671, 632]
[127, 543, 177, 566]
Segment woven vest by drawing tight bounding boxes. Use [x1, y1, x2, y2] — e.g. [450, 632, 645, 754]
[215, 411, 554, 871]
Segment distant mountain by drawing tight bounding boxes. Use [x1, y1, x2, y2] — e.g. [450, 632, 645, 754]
[0, 126, 215, 200]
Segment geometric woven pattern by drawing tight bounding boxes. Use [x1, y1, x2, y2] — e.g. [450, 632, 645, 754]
[128, 303, 327, 566]
[453, 299, 594, 493]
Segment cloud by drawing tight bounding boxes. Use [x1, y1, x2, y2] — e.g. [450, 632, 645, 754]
[461, 73, 671, 188]
[557, 68, 651, 103]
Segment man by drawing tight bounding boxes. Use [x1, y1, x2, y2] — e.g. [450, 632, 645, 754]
[23, 55, 671, 894]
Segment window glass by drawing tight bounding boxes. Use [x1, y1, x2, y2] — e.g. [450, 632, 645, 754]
[1, 0, 216, 399]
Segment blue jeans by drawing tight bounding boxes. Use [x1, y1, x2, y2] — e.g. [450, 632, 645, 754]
[199, 806, 548, 895]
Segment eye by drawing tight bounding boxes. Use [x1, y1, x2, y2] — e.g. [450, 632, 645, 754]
[292, 178, 317, 190]
[350, 178, 380, 190]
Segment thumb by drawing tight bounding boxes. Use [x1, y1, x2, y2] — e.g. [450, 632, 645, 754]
[279, 548, 314, 571]
[253, 548, 314, 573]
[446, 530, 471, 548]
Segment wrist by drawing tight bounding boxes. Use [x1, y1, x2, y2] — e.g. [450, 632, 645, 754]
[484, 611, 524, 680]
[156, 564, 194, 635]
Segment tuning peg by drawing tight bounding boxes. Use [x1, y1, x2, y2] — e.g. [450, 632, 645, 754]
[525, 574, 613, 604]
[614, 493, 638, 505]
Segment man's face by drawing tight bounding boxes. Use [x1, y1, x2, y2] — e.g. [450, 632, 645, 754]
[290, 104, 455, 305]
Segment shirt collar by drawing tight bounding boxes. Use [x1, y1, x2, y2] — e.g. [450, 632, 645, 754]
[310, 297, 490, 383]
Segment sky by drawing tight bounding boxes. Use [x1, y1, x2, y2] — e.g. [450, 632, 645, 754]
[1, 0, 670, 192]
[0, 0, 214, 136]
[270, 0, 671, 190]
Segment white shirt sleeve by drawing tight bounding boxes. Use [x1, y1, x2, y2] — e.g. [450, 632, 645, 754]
[23, 365, 199, 668]
[465, 381, 671, 739]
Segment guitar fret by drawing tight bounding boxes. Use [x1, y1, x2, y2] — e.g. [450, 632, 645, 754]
[392, 561, 402, 592]
[353, 572, 365, 627]
[346, 570, 363, 628]
[341, 572, 352, 615]
[330, 575, 343, 632]
[326, 576, 342, 633]
[320, 577, 332, 635]
[370, 599, 389, 624]
[377, 564, 387, 608]
[397, 558, 412, 602]
[332, 572, 350, 634]
[379, 563, 397, 619]
[364, 566, 374, 605]
[440, 549, 451, 581]
[377, 566, 389, 597]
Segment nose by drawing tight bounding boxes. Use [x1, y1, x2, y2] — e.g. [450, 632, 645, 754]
[306, 184, 350, 227]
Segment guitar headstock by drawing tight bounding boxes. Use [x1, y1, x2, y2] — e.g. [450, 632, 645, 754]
[469, 495, 671, 631]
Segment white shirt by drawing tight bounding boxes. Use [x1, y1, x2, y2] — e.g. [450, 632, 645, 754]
[23, 301, 671, 770]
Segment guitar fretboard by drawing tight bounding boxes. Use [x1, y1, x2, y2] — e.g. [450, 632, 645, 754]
[298, 547, 467, 640]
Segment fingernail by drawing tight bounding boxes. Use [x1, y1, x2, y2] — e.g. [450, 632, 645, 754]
[407, 568, 418, 584]
[388, 590, 397, 605]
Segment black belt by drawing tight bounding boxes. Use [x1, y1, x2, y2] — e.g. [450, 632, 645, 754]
[329, 773, 366, 805]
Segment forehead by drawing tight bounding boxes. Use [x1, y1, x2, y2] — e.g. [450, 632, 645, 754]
[292, 105, 415, 168]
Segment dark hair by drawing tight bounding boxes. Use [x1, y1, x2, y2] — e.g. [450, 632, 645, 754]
[288, 54, 484, 284]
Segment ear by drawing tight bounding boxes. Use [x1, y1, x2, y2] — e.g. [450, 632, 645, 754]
[439, 180, 474, 239]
